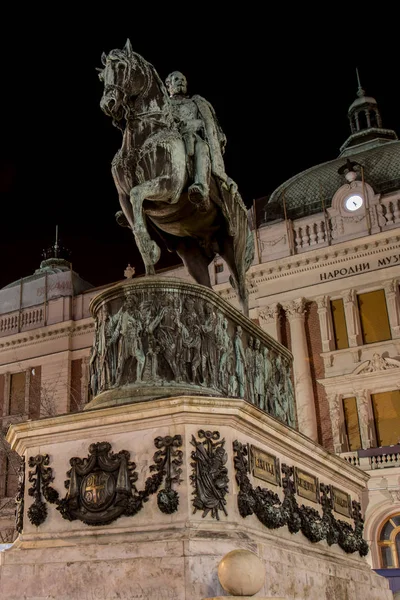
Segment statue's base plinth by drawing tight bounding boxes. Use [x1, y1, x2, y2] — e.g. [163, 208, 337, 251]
[2, 396, 391, 600]
[85, 381, 219, 410]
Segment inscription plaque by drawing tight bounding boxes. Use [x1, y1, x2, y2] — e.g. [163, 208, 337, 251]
[294, 467, 319, 503]
[331, 485, 352, 517]
[250, 445, 280, 486]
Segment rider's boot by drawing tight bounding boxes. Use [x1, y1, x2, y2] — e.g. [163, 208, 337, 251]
[188, 139, 211, 212]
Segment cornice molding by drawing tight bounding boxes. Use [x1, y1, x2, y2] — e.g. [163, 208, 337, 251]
[213, 232, 400, 294]
[318, 367, 400, 391]
[0, 320, 94, 352]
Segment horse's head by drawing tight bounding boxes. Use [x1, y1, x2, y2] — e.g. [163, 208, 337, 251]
[99, 39, 147, 122]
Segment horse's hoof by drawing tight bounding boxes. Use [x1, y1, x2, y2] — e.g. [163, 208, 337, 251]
[149, 241, 161, 264]
[188, 185, 210, 212]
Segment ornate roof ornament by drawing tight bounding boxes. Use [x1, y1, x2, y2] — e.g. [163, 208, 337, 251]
[356, 67, 366, 98]
[341, 68, 397, 155]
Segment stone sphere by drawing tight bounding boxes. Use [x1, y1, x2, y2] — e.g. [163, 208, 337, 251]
[217, 549, 265, 596]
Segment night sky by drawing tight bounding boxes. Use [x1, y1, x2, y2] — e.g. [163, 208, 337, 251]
[0, 13, 398, 290]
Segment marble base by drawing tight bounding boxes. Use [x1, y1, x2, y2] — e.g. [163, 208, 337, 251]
[1, 396, 391, 600]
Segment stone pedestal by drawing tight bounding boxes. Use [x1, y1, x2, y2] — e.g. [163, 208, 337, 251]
[0, 278, 392, 599]
[0, 396, 391, 600]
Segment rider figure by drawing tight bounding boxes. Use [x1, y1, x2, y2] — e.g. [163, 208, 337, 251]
[165, 71, 237, 213]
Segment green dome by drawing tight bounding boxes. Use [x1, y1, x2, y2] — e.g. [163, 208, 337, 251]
[262, 80, 399, 223]
[267, 140, 400, 218]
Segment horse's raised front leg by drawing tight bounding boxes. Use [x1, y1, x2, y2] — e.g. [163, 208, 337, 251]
[130, 178, 168, 275]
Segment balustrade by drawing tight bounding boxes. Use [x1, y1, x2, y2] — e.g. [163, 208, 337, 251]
[0, 307, 44, 337]
[293, 217, 327, 251]
[381, 197, 400, 227]
[340, 451, 360, 467]
[339, 449, 400, 471]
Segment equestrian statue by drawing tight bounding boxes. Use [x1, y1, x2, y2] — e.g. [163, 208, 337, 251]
[98, 40, 254, 314]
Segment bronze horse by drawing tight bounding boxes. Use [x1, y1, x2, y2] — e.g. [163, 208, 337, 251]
[99, 40, 253, 314]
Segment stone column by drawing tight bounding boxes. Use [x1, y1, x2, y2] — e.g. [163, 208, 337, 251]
[326, 392, 343, 453]
[342, 289, 362, 347]
[355, 389, 373, 449]
[384, 279, 400, 339]
[283, 298, 318, 441]
[81, 356, 90, 407]
[24, 368, 31, 416]
[3, 373, 10, 416]
[316, 295, 335, 353]
[258, 303, 281, 343]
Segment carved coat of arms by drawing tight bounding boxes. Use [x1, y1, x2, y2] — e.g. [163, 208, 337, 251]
[57, 442, 137, 525]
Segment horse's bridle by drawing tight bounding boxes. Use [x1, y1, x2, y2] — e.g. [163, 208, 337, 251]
[103, 53, 173, 128]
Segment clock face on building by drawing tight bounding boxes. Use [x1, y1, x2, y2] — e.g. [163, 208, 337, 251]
[344, 194, 364, 212]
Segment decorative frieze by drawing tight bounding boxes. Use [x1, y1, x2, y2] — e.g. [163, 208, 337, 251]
[354, 353, 400, 374]
[87, 279, 295, 429]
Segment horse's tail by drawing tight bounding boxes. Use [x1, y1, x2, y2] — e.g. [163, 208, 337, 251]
[244, 226, 255, 273]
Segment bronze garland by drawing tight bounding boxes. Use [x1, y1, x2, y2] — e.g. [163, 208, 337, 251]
[152, 435, 183, 514]
[27, 454, 59, 527]
[233, 440, 368, 556]
[15, 456, 25, 533]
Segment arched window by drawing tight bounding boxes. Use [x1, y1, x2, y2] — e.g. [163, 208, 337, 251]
[378, 514, 400, 568]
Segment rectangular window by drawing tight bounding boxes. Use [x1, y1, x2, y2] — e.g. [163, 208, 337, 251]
[343, 396, 362, 451]
[372, 390, 400, 446]
[29, 366, 41, 420]
[331, 299, 349, 350]
[215, 263, 224, 274]
[357, 290, 391, 344]
[0, 373, 4, 416]
[9, 372, 26, 416]
[69, 359, 83, 413]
